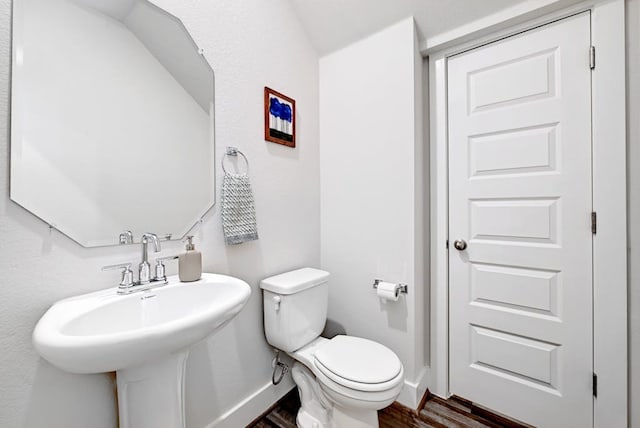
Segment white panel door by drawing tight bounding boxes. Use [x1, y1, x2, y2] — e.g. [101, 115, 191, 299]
[448, 13, 593, 427]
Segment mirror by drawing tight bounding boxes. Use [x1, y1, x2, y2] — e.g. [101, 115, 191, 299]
[10, 0, 215, 247]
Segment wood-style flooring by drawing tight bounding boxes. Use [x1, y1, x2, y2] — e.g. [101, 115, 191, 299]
[248, 389, 532, 428]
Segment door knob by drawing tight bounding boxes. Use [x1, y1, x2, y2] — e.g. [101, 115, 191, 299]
[453, 239, 467, 251]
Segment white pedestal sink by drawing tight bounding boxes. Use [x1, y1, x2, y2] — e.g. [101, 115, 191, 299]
[33, 273, 251, 428]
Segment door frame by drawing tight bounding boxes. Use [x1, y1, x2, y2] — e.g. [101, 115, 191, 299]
[427, 1, 627, 426]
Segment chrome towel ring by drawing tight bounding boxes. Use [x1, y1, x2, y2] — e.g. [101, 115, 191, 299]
[222, 146, 249, 174]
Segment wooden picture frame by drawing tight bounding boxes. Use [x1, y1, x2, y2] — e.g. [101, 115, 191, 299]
[264, 87, 296, 148]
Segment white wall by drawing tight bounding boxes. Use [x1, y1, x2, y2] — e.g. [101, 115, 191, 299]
[626, 0, 640, 426]
[319, 17, 427, 408]
[0, 0, 319, 426]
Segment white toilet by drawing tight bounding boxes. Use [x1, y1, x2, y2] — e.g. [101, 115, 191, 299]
[261, 268, 404, 428]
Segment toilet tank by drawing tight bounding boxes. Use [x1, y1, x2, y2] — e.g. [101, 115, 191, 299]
[261, 268, 330, 352]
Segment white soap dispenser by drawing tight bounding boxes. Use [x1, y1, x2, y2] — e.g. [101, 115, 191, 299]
[179, 236, 202, 282]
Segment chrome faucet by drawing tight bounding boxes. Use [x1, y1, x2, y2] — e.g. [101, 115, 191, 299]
[139, 233, 161, 284]
[103, 232, 177, 294]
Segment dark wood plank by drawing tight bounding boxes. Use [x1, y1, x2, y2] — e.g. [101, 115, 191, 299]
[380, 401, 443, 428]
[265, 411, 297, 428]
[251, 421, 278, 428]
[467, 404, 534, 428]
[246, 389, 299, 428]
[421, 400, 493, 428]
[249, 387, 533, 428]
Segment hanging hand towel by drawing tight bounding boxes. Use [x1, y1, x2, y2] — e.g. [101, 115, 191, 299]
[221, 172, 259, 245]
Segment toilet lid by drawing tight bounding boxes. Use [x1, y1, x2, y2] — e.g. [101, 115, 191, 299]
[313, 335, 402, 385]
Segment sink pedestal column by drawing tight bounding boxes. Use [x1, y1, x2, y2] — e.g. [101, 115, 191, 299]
[116, 350, 189, 428]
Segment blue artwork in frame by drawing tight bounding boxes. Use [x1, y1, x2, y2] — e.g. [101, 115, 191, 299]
[264, 87, 295, 147]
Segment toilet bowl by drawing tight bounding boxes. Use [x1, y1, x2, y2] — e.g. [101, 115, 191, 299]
[261, 268, 404, 428]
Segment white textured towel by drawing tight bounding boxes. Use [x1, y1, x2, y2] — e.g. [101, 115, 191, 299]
[221, 172, 259, 245]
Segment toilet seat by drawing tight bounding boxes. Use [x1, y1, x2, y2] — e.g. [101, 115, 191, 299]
[289, 335, 405, 413]
[313, 335, 403, 393]
[313, 361, 404, 409]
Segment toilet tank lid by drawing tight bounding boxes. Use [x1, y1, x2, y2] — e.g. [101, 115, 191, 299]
[260, 268, 330, 295]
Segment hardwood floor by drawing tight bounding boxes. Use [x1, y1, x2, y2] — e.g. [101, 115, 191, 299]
[247, 389, 532, 428]
[249, 389, 299, 428]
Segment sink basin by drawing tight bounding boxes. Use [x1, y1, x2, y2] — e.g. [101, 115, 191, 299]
[33, 273, 251, 428]
[34, 273, 251, 374]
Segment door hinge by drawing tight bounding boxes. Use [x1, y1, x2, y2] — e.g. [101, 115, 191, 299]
[593, 373, 598, 398]
[446, 239, 449, 249]
[590, 46, 596, 70]
[591, 212, 597, 234]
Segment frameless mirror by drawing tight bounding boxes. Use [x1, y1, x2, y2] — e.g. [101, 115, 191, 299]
[10, 0, 215, 247]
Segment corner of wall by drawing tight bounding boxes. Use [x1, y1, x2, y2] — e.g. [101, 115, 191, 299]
[411, 15, 429, 388]
[319, 15, 428, 408]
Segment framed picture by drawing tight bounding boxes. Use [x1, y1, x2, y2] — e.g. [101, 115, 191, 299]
[264, 87, 295, 148]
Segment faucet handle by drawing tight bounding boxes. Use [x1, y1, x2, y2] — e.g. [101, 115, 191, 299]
[154, 255, 178, 282]
[118, 231, 133, 245]
[102, 263, 134, 288]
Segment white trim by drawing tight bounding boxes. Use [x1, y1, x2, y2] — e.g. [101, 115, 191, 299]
[422, 0, 576, 53]
[427, 1, 627, 425]
[428, 53, 449, 399]
[591, 1, 627, 426]
[397, 366, 430, 409]
[422, 0, 619, 56]
[207, 378, 295, 428]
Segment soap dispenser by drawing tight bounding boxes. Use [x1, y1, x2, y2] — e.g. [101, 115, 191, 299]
[179, 236, 202, 282]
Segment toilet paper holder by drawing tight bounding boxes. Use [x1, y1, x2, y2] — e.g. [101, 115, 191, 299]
[372, 279, 408, 295]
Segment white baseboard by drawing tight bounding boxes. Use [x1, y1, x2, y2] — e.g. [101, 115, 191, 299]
[207, 366, 430, 426]
[396, 366, 430, 409]
[207, 377, 295, 428]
